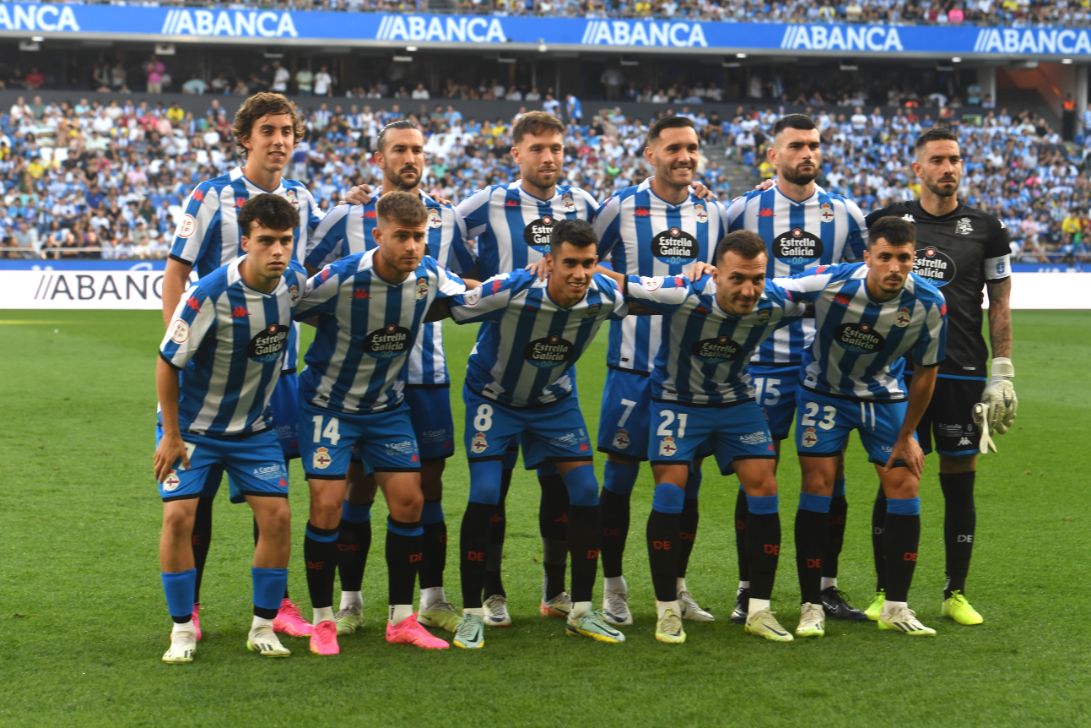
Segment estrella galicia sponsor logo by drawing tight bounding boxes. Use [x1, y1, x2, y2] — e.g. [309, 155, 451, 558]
[252, 464, 286, 481]
[691, 336, 741, 362]
[913, 246, 957, 287]
[161, 8, 298, 37]
[523, 216, 555, 253]
[774, 227, 823, 264]
[524, 335, 574, 368]
[376, 14, 506, 43]
[0, 4, 79, 32]
[581, 19, 708, 48]
[780, 24, 903, 52]
[740, 430, 771, 446]
[384, 439, 416, 453]
[365, 324, 411, 359]
[652, 227, 698, 265]
[248, 324, 289, 362]
[973, 28, 1091, 55]
[835, 322, 885, 353]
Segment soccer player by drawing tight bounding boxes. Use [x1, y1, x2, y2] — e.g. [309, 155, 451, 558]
[307, 120, 472, 636]
[725, 114, 868, 624]
[777, 216, 946, 637]
[443, 219, 627, 649]
[593, 115, 728, 626]
[456, 111, 600, 626]
[866, 128, 1015, 625]
[156, 194, 308, 663]
[294, 191, 464, 655]
[610, 230, 807, 644]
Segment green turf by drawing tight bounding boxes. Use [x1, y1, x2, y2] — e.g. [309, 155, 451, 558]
[1, 309, 1089, 726]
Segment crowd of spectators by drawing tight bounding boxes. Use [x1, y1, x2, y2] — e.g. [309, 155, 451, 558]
[0, 92, 1087, 263]
[44, 0, 1091, 27]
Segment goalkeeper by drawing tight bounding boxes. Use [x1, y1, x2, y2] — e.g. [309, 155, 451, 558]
[865, 128, 1016, 627]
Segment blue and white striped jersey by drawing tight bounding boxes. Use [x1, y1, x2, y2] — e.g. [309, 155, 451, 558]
[449, 269, 627, 408]
[295, 250, 466, 415]
[625, 274, 807, 405]
[159, 257, 307, 437]
[594, 179, 728, 373]
[775, 263, 947, 401]
[457, 181, 599, 278]
[726, 183, 867, 367]
[304, 191, 472, 386]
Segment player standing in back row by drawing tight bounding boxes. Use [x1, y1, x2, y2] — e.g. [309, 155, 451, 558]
[865, 128, 1016, 626]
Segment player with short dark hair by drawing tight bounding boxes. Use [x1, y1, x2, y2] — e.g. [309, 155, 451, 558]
[156, 194, 307, 664]
[725, 113, 868, 625]
[594, 115, 728, 627]
[295, 191, 465, 655]
[865, 128, 1015, 626]
[777, 216, 947, 638]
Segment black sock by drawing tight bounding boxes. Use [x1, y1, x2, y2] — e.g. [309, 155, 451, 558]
[940, 472, 976, 598]
[337, 518, 371, 592]
[824, 494, 848, 582]
[746, 512, 781, 600]
[646, 509, 680, 602]
[795, 507, 830, 605]
[567, 505, 600, 604]
[733, 488, 749, 584]
[420, 500, 446, 591]
[461, 502, 494, 609]
[483, 469, 511, 598]
[677, 498, 699, 581]
[386, 519, 423, 607]
[883, 512, 921, 603]
[304, 522, 339, 610]
[600, 488, 630, 578]
[191, 495, 214, 605]
[872, 485, 887, 592]
[539, 473, 569, 600]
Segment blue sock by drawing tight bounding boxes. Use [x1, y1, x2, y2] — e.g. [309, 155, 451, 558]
[799, 493, 832, 514]
[162, 568, 196, 622]
[887, 497, 921, 516]
[746, 494, 779, 515]
[652, 483, 685, 515]
[603, 460, 639, 497]
[252, 567, 288, 615]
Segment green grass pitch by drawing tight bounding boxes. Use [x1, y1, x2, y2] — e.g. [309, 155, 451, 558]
[1, 309, 1088, 726]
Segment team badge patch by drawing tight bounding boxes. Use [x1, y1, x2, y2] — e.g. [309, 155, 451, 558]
[471, 431, 488, 454]
[462, 286, 482, 306]
[177, 214, 196, 239]
[162, 471, 181, 492]
[561, 192, 576, 212]
[428, 209, 443, 229]
[641, 277, 662, 292]
[312, 447, 332, 470]
[955, 217, 973, 235]
[694, 204, 708, 224]
[584, 303, 601, 318]
[820, 203, 835, 223]
[288, 284, 300, 304]
[895, 307, 912, 327]
[169, 319, 189, 344]
[416, 277, 429, 300]
[801, 427, 818, 448]
[612, 429, 630, 450]
[658, 435, 677, 457]
[284, 188, 300, 210]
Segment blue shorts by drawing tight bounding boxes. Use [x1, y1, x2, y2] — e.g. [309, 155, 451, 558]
[795, 389, 910, 466]
[270, 372, 300, 460]
[155, 426, 289, 504]
[405, 385, 455, 461]
[597, 368, 652, 460]
[300, 401, 421, 479]
[649, 400, 776, 474]
[464, 387, 593, 464]
[750, 364, 802, 441]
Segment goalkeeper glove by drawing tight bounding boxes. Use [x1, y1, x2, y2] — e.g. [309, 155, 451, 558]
[980, 357, 1017, 434]
[972, 403, 997, 454]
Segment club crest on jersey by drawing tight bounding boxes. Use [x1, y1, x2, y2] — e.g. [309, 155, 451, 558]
[820, 203, 835, 223]
[162, 471, 181, 492]
[471, 431, 488, 454]
[462, 286, 482, 306]
[612, 429, 630, 450]
[895, 307, 912, 327]
[801, 427, 818, 448]
[835, 322, 885, 353]
[312, 447, 332, 470]
[524, 216, 555, 253]
[169, 319, 190, 344]
[584, 303, 602, 318]
[365, 324, 411, 359]
[692, 335, 741, 362]
[694, 204, 708, 224]
[428, 209, 443, 229]
[641, 276, 662, 291]
[913, 246, 956, 287]
[415, 277, 429, 300]
[248, 324, 289, 362]
[774, 227, 823, 264]
[658, 435, 678, 457]
[652, 227, 698, 265]
[561, 193, 576, 212]
[901, 213, 916, 223]
[288, 284, 300, 303]
[284, 188, 300, 210]
[524, 335, 574, 368]
[955, 217, 973, 235]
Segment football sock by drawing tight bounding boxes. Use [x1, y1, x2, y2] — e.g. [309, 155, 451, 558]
[386, 518, 424, 608]
[647, 484, 684, 602]
[795, 493, 831, 605]
[303, 522, 339, 611]
[872, 484, 887, 592]
[252, 567, 287, 620]
[389, 604, 414, 624]
[419, 499, 446, 591]
[677, 470, 701, 578]
[748, 598, 771, 614]
[191, 495, 214, 605]
[539, 470, 569, 600]
[824, 476, 848, 580]
[460, 501, 494, 609]
[162, 568, 197, 623]
[883, 498, 921, 603]
[483, 468, 512, 598]
[733, 485, 750, 583]
[600, 460, 639, 578]
[746, 494, 780, 601]
[567, 505, 600, 604]
[337, 501, 372, 593]
[940, 471, 976, 598]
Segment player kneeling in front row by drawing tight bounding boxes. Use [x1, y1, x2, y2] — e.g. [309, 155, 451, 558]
[294, 192, 467, 654]
[777, 216, 947, 637]
[441, 219, 627, 649]
[608, 230, 805, 644]
[155, 194, 307, 663]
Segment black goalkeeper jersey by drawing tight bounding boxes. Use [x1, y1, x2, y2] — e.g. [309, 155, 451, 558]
[867, 201, 1011, 378]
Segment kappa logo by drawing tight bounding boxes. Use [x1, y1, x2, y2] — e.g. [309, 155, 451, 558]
[759, 208, 775, 218]
[958, 437, 973, 447]
[312, 447, 332, 470]
[231, 305, 249, 319]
